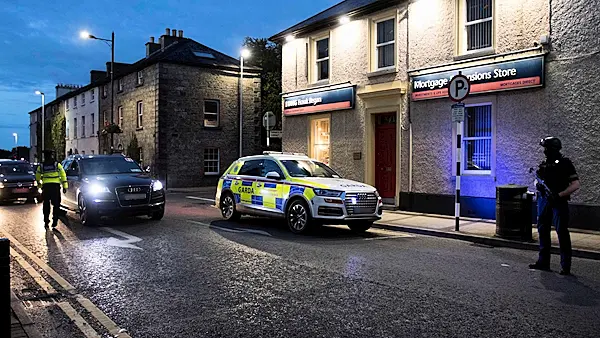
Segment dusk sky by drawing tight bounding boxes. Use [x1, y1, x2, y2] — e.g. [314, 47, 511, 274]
[0, 0, 339, 150]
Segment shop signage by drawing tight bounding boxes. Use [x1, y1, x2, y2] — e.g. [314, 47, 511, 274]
[283, 85, 355, 116]
[411, 56, 544, 101]
[269, 130, 282, 138]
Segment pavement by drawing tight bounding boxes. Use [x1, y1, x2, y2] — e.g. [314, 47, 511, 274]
[1, 193, 600, 337]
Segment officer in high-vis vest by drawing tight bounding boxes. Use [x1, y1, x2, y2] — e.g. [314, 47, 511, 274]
[36, 150, 68, 228]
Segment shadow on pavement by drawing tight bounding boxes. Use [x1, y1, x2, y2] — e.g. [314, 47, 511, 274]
[540, 272, 600, 306]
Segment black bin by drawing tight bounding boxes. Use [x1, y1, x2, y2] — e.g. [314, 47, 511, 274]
[496, 185, 533, 241]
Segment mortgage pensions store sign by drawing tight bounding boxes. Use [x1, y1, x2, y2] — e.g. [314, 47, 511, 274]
[283, 85, 355, 116]
[411, 56, 544, 101]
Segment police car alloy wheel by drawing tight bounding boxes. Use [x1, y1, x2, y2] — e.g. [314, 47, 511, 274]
[221, 193, 240, 221]
[287, 199, 311, 234]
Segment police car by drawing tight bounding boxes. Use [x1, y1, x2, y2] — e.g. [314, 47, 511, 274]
[216, 152, 383, 234]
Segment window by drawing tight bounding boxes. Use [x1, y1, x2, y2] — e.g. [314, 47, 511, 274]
[193, 51, 215, 59]
[66, 120, 69, 139]
[103, 111, 108, 127]
[91, 150, 95, 155]
[262, 160, 284, 178]
[91, 89, 95, 101]
[118, 78, 123, 92]
[81, 116, 86, 137]
[203, 148, 219, 175]
[118, 106, 123, 127]
[238, 159, 261, 177]
[462, 103, 493, 173]
[137, 71, 144, 85]
[310, 117, 330, 164]
[81, 93, 85, 106]
[102, 85, 107, 98]
[74, 118, 78, 138]
[66, 99, 69, 109]
[203, 100, 219, 127]
[315, 37, 329, 81]
[136, 101, 143, 128]
[73, 96, 77, 108]
[460, 0, 494, 53]
[91, 113, 95, 136]
[375, 18, 395, 69]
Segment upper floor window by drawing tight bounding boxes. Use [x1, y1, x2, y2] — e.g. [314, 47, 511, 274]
[73, 96, 77, 108]
[460, 0, 494, 54]
[136, 101, 143, 128]
[74, 118, 78, 138]
[315, 37, 329, 82]
[102, 85, 108, 98]
[118, 106, 123, 127]
[91, 113, 95, 136]
[118, 78, 123, 92]
[90, 89, 95, 101]
[375, 18, 395, 69]
[81, 115, 86, 137]
[203, 100, 219, 128]
[137, 71, 144, 85]
[66, 99, 70, 109]
[81, 93, 85, 106]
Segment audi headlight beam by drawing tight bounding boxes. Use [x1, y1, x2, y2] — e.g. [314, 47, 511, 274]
[313, 189, 342, 197]
[90, 183, 110, 195]
[153, 180, 164, 191]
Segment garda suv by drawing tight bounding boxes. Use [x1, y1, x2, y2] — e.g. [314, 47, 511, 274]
[216, 152, 383, 234]
[61, 154, 165, 225]
[0, 159, 40, 202]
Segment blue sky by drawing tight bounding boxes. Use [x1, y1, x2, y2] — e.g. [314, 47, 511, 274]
[0, 0, 339, 150]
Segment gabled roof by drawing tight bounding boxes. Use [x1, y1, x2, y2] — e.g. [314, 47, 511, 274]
[270, 0, 401, 42]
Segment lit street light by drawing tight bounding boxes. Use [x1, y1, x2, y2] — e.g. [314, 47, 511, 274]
[239, 48, 250, 157]
[81, 30, 115, 152]
[12, 133, 17, 146]
[35, 90, 45, 152]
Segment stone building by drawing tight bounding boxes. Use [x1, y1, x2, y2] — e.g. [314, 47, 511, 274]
[271, 0, 600, 229]
[98, 28, 262, 188]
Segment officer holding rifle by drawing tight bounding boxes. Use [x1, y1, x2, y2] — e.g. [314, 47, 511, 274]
[529, 137, 580, 275]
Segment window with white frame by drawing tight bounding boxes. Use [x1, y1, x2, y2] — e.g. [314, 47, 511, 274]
[73, 96, 77, 108]
[136, 101, 143, 128]
[315, 37, 329, 81]
[118, 106, 123, 127]
[91, 89, 95, 101]
[81, 93, 85, 105]
[81, 115, 86, 137]
[137, 71, 144, 85]
[462, 103, 493, 173]
[460, 0, 494, 53]
[310, 117, 330, 164]
[102, 85, 107, 98]
[74, 118, 78, 138]
[91, 113, 95, 136]
[375, 18, 395, 69]
[65, 120, 69, 139]
[203, 100, 219, 127]
[118, 78, 123, 92]
[203, 148, 219, 175]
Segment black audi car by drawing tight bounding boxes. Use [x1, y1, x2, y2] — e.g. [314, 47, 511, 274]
[0, 159, 40, 202]
[61, 154, 165, 225]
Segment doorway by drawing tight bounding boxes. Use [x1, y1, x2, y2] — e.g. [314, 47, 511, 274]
[375, 113, 397, 203]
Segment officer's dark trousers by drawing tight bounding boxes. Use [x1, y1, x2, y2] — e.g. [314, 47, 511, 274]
[42, 183, 61, 224]
[536, 195, 572, 271]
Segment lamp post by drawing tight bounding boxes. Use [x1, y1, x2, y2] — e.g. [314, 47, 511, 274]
[12, 133, 17, 146]
[239, 48, 250, 157]
[34, 91, 45, 153]
[81, 30, 115, 152]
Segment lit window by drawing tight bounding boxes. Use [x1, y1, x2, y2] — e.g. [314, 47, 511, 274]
[460, 0, 494, 53]
[462, 103, 493, 174]
[118, 78, 123, 92]
[375, 18, 395, 69]
[137, 71, 144, 85]
[203, 100, 219, 127]
[136, 101, 143, 128]
[118, 106, 123, 127]
[315, 37, 329, 81]
[74, 118, 78, 139]
[91, 113, 95, 136]
[81, 115, 86, 137]
[203, 148, 220, 175]
[310, 118, 330, 164]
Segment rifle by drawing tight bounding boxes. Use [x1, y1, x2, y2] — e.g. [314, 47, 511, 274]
[529, 167, 560, 203]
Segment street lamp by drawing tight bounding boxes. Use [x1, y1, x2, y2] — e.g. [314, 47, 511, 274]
[12, 133, 17, 146]
[239, 48, 250, 157]
[35, 91, 45, 152]
[81, 30, 115, 152]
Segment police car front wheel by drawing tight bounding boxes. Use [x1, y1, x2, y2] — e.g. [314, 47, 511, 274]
[286, 199, 312, 234]
[221, 192, 240, 221]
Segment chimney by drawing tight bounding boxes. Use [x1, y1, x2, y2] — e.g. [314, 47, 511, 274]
[160, 27, 178, 50]
[165, 28, 171, 36]
[178, 30, 183, 38]
[171, 28, 176, 37]
[55, 84, 80, 98]
[146, 36, 161, 57]
[90, 70, 108, 83]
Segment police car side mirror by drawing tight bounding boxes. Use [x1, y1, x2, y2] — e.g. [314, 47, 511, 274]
[265, 171, 281, 180]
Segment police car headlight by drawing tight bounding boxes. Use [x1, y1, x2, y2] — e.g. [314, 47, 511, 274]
[313, 189, 343, 197]
[0, 182, 4, 189]
[90, 184, 110, 195]
[33, 180, 38, 187]
[152, 180, 164, 191]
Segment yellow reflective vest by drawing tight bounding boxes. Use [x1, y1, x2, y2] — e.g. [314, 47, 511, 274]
[36, 162, 68, 189]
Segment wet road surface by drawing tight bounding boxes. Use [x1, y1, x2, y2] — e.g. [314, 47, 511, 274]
[2, 193, 600, 337]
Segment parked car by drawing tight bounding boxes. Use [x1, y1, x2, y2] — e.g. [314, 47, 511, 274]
[0, 159, 39, 202]
[60, 154, 165, 225]
[215, 152, 383, 234]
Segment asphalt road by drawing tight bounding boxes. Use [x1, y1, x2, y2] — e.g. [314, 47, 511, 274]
[2, 193, 600, 338]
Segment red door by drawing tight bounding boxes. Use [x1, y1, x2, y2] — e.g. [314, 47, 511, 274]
[375, 114, 397, 199]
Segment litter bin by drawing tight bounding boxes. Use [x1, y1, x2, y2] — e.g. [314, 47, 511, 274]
[496, 185, 533, 241]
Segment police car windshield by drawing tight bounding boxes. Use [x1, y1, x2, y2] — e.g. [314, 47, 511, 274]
[0, 163, 33, 175]
[81, 158, 143, 175]
[281, 160, 340, 178]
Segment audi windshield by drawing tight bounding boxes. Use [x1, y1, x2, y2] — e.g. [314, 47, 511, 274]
[81, 158, 144, 175]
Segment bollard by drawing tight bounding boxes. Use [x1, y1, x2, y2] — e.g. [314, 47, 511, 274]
[0, 238, 9, 338]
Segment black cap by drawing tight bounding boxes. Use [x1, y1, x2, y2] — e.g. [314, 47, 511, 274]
[540, 137, 562, 151]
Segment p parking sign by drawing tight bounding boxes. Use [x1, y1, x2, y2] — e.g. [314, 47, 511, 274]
[448, 74, 471, 102]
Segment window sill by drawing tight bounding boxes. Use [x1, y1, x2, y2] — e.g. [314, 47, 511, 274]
[136, 83, 144, 88]
[454, 48, 495, 61]
[203, 126, 222, 130]
[136, 127, 144, 131]
[461, 170, 492, 176]
[367, 67, 397, 78]
[117, 90, 123, 93]
[309, 80, 329, 87]
[204, 172, 220, 176]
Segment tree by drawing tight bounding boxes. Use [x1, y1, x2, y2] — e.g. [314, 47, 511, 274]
[126, 134, 140, 163]
[51, 112, 66, 160]
[243, 37, 282, 151]
[0, 149, 11, 159]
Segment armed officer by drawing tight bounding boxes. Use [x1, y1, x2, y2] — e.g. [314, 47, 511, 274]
[529, 137, 580, 275]
[35, 150, 68, 228]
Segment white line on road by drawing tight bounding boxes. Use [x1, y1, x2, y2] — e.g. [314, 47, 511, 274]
[57, 302, 102, 338]
[187, 220, 272, 237]
[99, 227, 143, 250]
[186, 196, 215, 203]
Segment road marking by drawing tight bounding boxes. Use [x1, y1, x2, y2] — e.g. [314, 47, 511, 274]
[187, 220, 272, 237]
[99, 227, 143, 250]
[0, 227, 133, 338]
[10, 248, 57, 294]
[57, 302, 102, 338]
[186, 196, 215, 203]
[363, 235, 409, 241]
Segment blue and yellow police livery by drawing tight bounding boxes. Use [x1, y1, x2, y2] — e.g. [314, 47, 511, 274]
[215, 152, 383, 234]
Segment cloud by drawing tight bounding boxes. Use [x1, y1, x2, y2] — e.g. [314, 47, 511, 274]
[28, 20, 48, 30]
